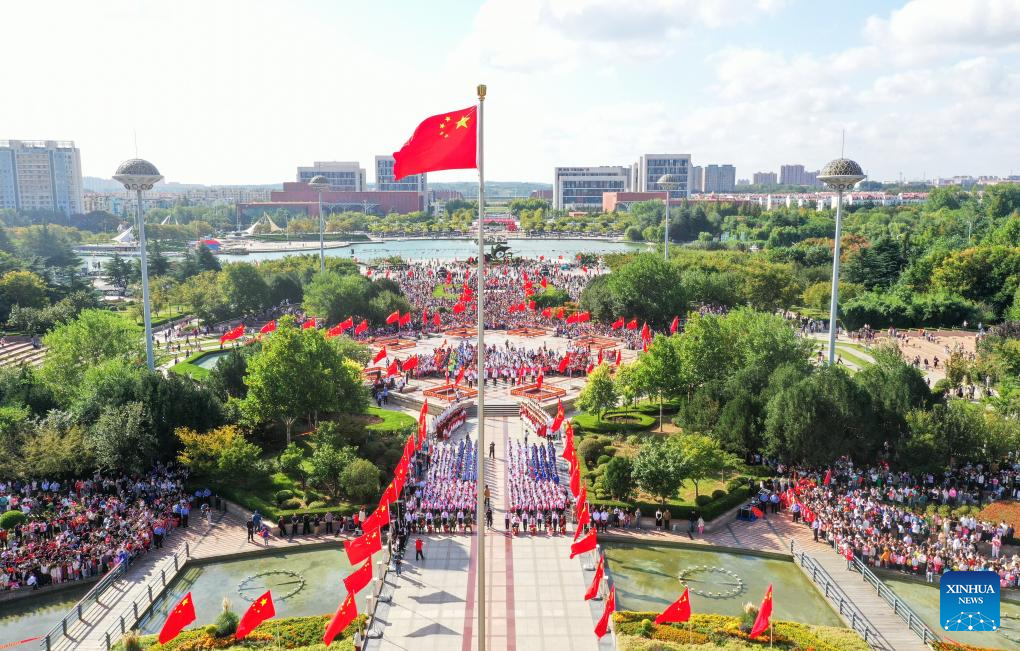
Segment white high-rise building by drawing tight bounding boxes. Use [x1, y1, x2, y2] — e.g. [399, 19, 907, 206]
[374, 155, 426, 193]
[703, 164, 736, 193]
[0, 140, 84, 215]
[690, 165, 704, 193]
[553, 166, 630, 211]
[636, 154, 692, 199]
[296, 161, 366, 191]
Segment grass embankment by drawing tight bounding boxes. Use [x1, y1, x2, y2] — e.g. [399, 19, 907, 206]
[614, 612, 869, 651]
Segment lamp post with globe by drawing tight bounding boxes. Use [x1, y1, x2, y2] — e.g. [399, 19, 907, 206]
[818, 158, 866, 365]
[308, 175, 330, 272]
[113, 159, 163, 371]
[657, 174, 681, 261]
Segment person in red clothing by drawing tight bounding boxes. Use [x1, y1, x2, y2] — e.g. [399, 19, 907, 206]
[415, 537, 424, 561]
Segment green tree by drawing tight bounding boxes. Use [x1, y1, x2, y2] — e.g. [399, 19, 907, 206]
[221, 263, 270, 316]
[88, 401, 155, 473]
[632, 437, 688, 504]
[217, 435, 264, 487]
[678, 434, 738, 498]
[598, 456, 634, 501]
[40, 309, 143, 403]
[341, 458, 382, 503]
[103, 254, 132, 294]
[0, 270, 48, 315]
[308, 443, 358, 498]
[303, 271, 374, 325]
[576, 363, 618, 419]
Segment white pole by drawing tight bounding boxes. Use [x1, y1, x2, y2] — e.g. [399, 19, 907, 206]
[136, 188, 154, 370]
[827, 188, 844, 365]
[318, 190, 326, 273]
[475, 82, 487, 651]
[664, 193, 669, 261]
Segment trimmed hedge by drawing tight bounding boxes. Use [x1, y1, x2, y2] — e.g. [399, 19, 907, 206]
[614, 611, 869, 651]
[1, 509, 27, 530]
[573, 411, 656, 435]
[590, 485, 752, 522]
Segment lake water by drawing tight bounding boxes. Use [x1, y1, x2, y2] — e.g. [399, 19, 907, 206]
[79, 238, 646, 270]
[604, 542, 844, 628]
[192, 351, 228, 370]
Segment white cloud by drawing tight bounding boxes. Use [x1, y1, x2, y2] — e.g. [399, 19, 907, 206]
[865, 0, 1020, 49]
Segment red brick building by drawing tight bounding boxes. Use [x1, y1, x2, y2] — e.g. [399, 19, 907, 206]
[236, 181, 425, 224]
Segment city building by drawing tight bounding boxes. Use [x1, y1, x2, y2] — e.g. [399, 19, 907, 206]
[602, 191, 669, 212]
[553, 166, 630, 211]
[0, 140, 84, 214]
[374, 155, 426, 193]
[529, 189, 553, 201]
[636, 154, 692, 199]
[779, 164, 822, 187]
[690, 165, 704, 193]
[236, 181, 424, 226]
[296, 161, 366, 191]
[753, 171, 778, 186]
[703, 164, 736, 193]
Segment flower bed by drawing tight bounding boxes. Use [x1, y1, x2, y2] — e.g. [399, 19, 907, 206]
[114, 614, 366, 651]
[613, 611, 869, 651]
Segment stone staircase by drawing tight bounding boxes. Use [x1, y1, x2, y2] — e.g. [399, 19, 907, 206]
[0, 340, 46, 368]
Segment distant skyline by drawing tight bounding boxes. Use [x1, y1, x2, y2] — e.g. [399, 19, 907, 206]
[2, 0, 1018, 185]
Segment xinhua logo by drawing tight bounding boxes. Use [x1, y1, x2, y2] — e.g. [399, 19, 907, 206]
[940, 570, 1000, 632]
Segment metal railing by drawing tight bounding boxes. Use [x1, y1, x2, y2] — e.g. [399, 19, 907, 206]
[850, 554, 939, 646]
[789, 541, 889, 650]
[40, 561, 126, 650]
[97, 542, 191, 651]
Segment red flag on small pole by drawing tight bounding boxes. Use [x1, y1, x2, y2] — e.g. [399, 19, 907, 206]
[323, 591, 358, 646]
[158, 592, 197, 644]
[749, 584, 773, 639]
[594, 586, 616, 638]
[260, 320, 276, 334]
[354, 319, 368, 335]
[655, 587, 691, 624]
[343, 559, 373, 595]
[302, 317, 316, 330]
[570, 527, 598, 559]
[669, 316, 679, 334]
[373, 347, 387, 364]
[236, 590, 276, 640]
[344, 528, 382, 566]
[584, 554, 604, 600]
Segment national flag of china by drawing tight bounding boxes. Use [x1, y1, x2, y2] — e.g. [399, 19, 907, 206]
[323, 591, 358, 646]
[569, 462, 581, 497]
[220, 325, 244, 344]
[615, 349, 622, 367]
[433, 312, 441, 327]
[386, 310, 400, 325]
[453, 302, 466, 314]
[585, 554, 604, 600]
[594, 586, 615, 638]
[343, 559, 373, 595]
[823, 468, 832, 485]
[541, 307, 552, 318]
[574, 501, 590, 540]
[386, 360, 400, 377]
[551, 399, 565, 432]
[344, 528, 382, 566]
[558, 354, 571, 373]
[373, 347, 387, 364]
[354, 319, 369, 335]
[570, 527, 597, 559]
[611, 317, 625, 330]
[655, 587, 691, 624]
[399, 312, 411, 327]
[302, 317, 316, 330]
[402, 355, 418, 371]
[363, 501, 389, 534]
[640, 322, 651, 341]
[626, 318, 638, 330]
[536, 373, 544, 390]
[455, 365, 466, 385]
[669, 316, 679, 334]
[159, 592, 197, 644]
[749, 584, 773, 639]
[326, 324, 345, 338]
[260, 320, 276, 334]
[392, 106, 478, 181]
[236, 590, 276, 640]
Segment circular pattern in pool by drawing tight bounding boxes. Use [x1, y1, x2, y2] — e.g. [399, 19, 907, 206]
[677, 564, 745, 599]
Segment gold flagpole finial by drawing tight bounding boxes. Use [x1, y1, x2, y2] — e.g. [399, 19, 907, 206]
[477, 84, 487, 100]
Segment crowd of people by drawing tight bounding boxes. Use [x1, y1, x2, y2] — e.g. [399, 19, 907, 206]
[778, 459, 1019, 588]
[401, 439, 477, 533]
[0, 465, 197, 591]
[505, 439, 570, 535]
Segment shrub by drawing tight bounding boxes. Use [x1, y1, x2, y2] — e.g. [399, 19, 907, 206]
[626, 434, 643, 445]
[712, 489, 728, 499]
[340, 458, 382, 503]
[275, 489, 295, 505]
[281, 497, 302, 510]
[603, 445, 617, 456]
[596, 454, 612, 466]
[307, 500, 326, 509]
[695, 494, 712, 507]
[278, 442, 305, 478]
[1, 510, 27, 530]
[120, 631, 141, 651]
[578, 438, 606, 466]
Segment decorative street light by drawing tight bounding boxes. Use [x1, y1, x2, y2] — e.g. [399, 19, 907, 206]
[113, 159, 163, 371]
[818, 158, 866, 365]
[657, 174, 681, 262]
[308, 175, 330, 272]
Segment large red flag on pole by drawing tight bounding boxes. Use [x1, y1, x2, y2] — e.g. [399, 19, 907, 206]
[669, 316, 679, 334]
[570, 527, 598, 559]
[344, 528, 382, 566]
[354, 319, 369, 335]
[343, 559, 373, 595]
[749, 584, 773, 639]
[373, 346, 387, 364]
[260, 320, 276, 334]
[235, 590, 276, 640]
[594, 586, 616, 638]
[655, 587, 692, 624]
[323, 592, 358, 646]
[584, 553, 604, 600]
[392, 106, 478, 180]
[158, 592, 197, 644]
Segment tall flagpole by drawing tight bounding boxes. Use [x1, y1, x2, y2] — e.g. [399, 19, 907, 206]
[475, 82, 487, 651]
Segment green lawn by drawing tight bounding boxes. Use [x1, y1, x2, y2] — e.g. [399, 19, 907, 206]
[432, 284, 458, 301]
[168, 349, 218, 379]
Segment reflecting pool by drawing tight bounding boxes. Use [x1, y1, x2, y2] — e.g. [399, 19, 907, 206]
[192, 351, 228, 370]
[886, 577, 1020, 651]
[137, 546, 366, 634]
[0, 583, 91, 647]
[604, 542, 844, 628]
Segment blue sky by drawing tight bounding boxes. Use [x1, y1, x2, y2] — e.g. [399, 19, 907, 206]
[2, 0, 1018, 185]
